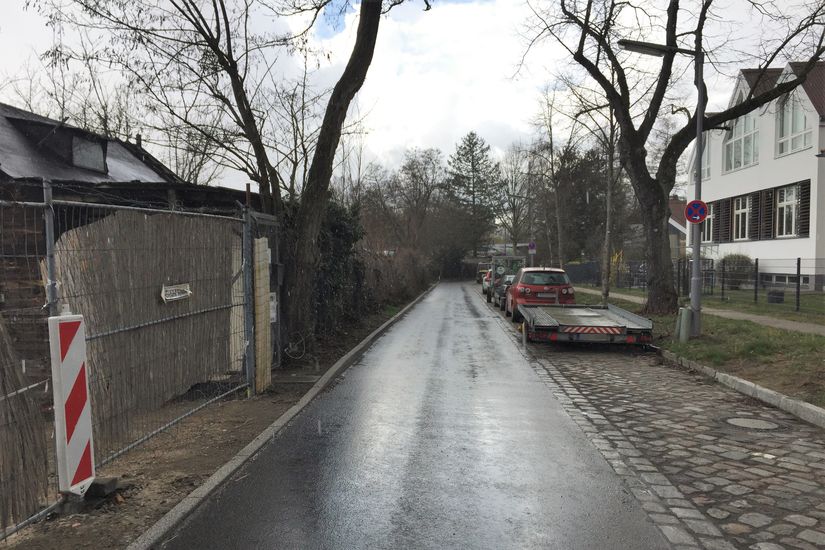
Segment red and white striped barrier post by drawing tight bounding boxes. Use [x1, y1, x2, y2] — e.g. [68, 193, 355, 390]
[48, 314, 95, 495]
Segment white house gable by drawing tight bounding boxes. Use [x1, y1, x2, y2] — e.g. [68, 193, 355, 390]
[683, 62, 825, 289]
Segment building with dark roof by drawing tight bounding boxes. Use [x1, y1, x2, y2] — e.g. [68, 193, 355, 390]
[685, 62, 825, 290]
[0, 101, 256, 211]
[0, 101, 256, 383]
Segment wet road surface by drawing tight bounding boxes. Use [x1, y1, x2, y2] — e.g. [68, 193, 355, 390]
[162, 282, 668, 549]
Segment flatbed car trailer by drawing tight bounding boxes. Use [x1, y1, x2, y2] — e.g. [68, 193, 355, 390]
[518, 304, 653, 345]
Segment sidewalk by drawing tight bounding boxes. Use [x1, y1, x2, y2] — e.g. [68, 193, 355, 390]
[575, 287, 825, 337]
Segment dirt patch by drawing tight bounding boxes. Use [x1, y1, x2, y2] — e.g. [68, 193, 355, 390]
[5, 306, 405, 549]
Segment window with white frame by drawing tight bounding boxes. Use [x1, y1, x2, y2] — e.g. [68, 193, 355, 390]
[724, 95, 759, 171]
[776, 185, 797, 237]
[733, 196, 749, 240]
[692, 138, 711, 182]
[777, 95, 812, 155]
[701, 203, 714, 242]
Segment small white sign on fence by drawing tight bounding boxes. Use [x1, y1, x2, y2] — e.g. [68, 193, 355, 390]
[48, 314, 95, 496]
[161, 283, 193, 303]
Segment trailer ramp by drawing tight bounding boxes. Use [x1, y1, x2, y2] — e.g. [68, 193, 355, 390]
[519, 304, 653, 345]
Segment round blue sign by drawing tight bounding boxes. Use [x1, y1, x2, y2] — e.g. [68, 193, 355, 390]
[685, 200, 709, 224]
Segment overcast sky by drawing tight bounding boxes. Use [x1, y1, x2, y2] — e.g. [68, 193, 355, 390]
[0, 0, 789, 179]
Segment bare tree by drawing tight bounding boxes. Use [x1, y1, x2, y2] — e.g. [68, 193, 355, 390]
[531, 88, 586, 268]
[558, 74, 624, 303]
[526, 0, 825, 313]
[498, 144, 530, 253]
[41, 0, 422, 340]
[392, 148, 445, 249]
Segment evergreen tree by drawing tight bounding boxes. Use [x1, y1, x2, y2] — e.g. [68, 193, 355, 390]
[446, 131, 501, 256]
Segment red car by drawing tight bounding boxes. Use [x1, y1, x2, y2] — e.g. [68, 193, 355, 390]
[505, 267, 575, 322]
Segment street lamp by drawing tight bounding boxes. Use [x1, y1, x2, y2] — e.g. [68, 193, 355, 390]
[618, 38, 705, 338]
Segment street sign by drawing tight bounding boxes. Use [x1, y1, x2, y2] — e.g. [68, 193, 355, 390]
[685, 200, 709, 224]
[528, 241, 537, 255]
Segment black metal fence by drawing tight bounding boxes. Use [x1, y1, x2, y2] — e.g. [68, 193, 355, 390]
[566, 257, 825, 317]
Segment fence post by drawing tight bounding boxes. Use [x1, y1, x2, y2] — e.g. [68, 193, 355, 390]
[42, 179, 58, 316]
[242, 207, 256, 395]
[796, 257, 801, 312]
[721, 258, 726, 301]
[753, 258, 759, 304]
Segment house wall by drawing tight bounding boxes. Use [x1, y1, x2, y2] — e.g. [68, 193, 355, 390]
[686, 78, 822, 275]
[817, 123, 825, 260]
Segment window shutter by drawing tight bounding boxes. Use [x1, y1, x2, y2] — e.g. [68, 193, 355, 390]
[748, 192, 761, 241]
[760, 189, 774, 240]
[798, 180, 811, 237]
[708, 202, 719, 243]
[718, 198, 733, 242]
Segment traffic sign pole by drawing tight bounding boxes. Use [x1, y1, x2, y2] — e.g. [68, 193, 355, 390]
[690, 51, 705, 339]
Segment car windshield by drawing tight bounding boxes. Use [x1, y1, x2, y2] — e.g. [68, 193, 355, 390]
[521, 272, 569, 285]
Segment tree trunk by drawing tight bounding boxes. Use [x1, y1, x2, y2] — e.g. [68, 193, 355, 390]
[635, 177, 678, 314]
[284, 0, 382, 341]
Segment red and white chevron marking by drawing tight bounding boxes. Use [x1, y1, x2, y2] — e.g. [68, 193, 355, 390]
[48, 314, 95, 495]
[561, 325, 623, 335]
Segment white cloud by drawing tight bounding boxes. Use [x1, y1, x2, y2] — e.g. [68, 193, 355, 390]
[311, 0, 566, 165]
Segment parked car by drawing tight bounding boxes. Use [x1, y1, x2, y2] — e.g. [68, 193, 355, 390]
[493, 274, 515, 309]
[506, 267, 575, 323]
[476, 262, 491, 283]
[482, 270, 493, 294]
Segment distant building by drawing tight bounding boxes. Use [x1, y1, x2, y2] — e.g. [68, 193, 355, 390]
[684, 62, 825, 290]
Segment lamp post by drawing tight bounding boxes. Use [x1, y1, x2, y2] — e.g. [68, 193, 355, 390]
[618, 39, 705, 337]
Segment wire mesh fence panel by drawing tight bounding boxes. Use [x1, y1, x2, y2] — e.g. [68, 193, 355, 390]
[0, 202, 51, 532]
[52, 203, 247, 465]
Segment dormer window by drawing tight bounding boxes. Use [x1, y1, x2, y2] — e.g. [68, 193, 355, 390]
[72, 136, 107, 172]
[723, 93, 759, 172]
[777, 93, 812, 155]
[6, 116, 109, 174]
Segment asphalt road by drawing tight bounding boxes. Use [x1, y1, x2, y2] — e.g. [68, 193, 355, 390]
[161, 282, 668, 549]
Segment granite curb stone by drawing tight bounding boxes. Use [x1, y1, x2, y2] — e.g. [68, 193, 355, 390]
[659, 349, 825, 430]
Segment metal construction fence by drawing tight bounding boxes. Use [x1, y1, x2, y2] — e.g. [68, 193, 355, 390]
[0, 180, 277, 536]
[566, 257, 825, 317]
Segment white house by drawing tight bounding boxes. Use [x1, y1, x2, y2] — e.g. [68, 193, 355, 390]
[685, 62, 825, 290]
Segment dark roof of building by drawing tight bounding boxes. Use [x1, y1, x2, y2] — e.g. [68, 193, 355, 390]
[0, 102, 184, 184]
[738, 63, 825, 116]
[789, 61, 825, 116]
[740, 68, 783, 96]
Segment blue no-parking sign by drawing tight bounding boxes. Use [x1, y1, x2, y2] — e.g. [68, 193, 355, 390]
[684, 200, 709, 224]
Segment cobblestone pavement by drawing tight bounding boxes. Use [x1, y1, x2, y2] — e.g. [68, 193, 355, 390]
[517, 339, 825, 549]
